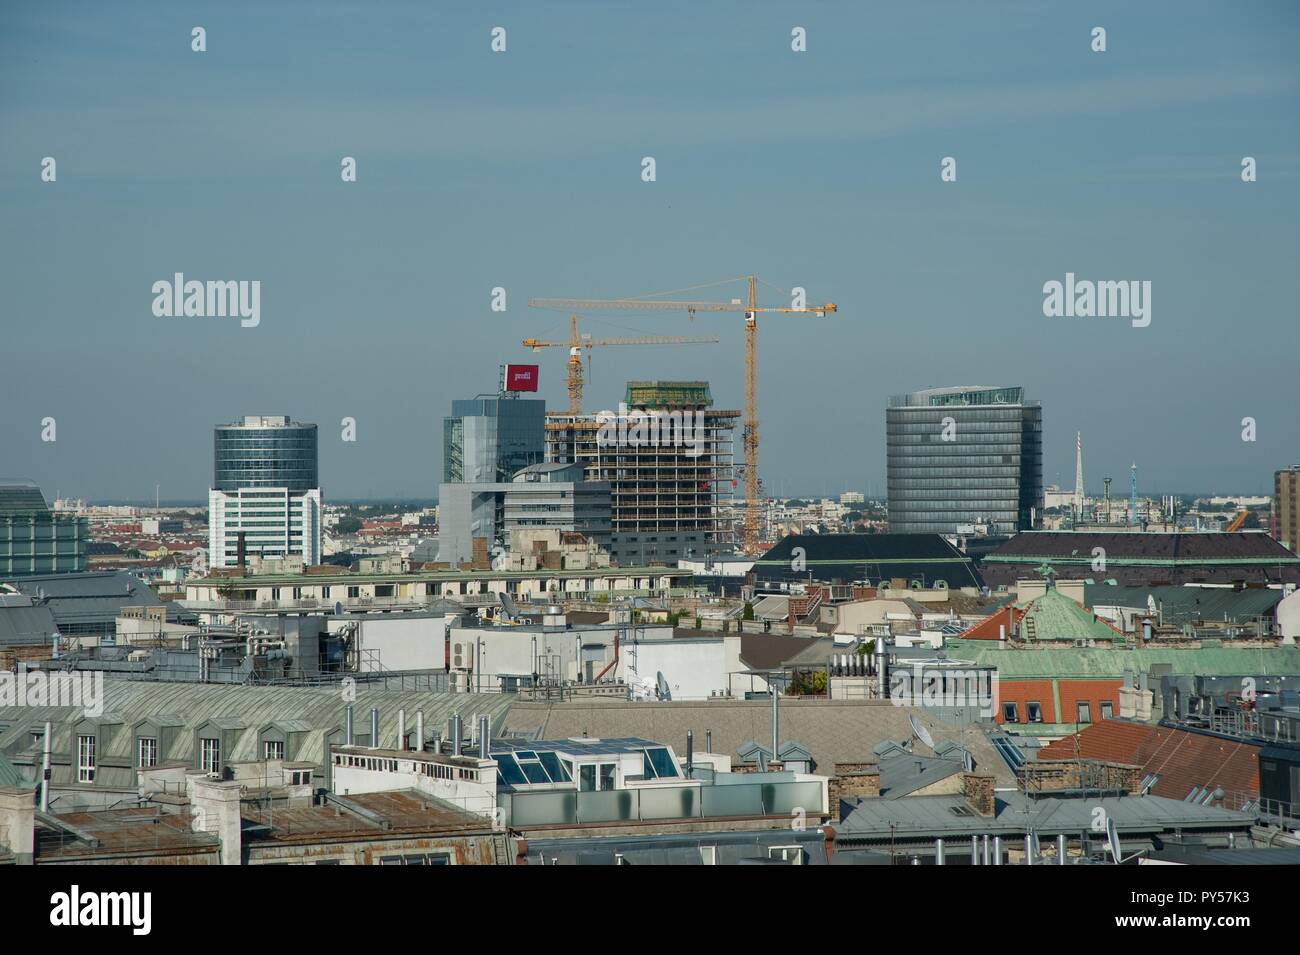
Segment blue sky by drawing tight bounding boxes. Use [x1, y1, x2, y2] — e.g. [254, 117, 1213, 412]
[2, 1, 1297, 502]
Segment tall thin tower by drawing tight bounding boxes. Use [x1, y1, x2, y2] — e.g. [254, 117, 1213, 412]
[1073, 432, 1084, 519]
[1129, 463, 1138, 526]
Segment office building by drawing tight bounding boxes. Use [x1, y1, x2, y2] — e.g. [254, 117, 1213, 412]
[438, 462, 612, 566]
[0, 481, 87, 577]
[886, 385, 1043, 536]
[1276, 466, 1300, 553]
[545, 381, 738, 564]
[208, 416, 321, 569]
[443, 395, 545, 484]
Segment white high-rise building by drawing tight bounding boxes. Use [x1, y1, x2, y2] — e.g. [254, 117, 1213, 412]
[207, 416, 321, 569]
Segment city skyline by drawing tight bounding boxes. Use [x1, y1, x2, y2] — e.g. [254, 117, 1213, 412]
[3, 2, 1297, 501]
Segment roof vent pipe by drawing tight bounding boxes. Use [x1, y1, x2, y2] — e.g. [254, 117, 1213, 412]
[397, 709, 406, 751]
[370, 707, 380, 748]
[706, 729, 713, 752]
[415, 711, 424, 753]
[452, 713, 463, 756]
[344, 704, 354, 746]
[40, 720, 52, 812]
[479, 715, 491, 759]
[686, 730, 694, 776]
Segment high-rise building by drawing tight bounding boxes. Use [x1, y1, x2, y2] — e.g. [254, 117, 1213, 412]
[0, 481, 88, 577]
[208, 416, 321, 569]
[545, 381, 738, 564]
[443, 395, 545, 484]
[438, 462, 612, 566]
[886, 385, 1043, 536]
[1276, 466, 1300, 553]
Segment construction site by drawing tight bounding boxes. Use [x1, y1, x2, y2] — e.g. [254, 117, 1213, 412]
[544, 381, 739, 565]
[528, 274, 838, 556]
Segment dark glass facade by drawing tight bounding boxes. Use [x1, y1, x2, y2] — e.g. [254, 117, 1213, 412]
[443, 397, 544, 484]
[886, 387, 1042, 536]
[213, 416, 318, 491]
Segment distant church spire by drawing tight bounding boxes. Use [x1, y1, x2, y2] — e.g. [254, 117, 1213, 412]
[1073, 432, 1084, 518]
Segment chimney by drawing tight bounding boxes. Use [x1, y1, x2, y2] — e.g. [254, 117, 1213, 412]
[415, 711, 424, 753]
[236, 531, 246, 574]
[191, 777, 242, 866]
[451, 713, 463, 756]
[40, 721, 52, 813]
[827, 762, 881, 818]
[686, 730, 694, 776]
[397, 709, 406, 751]
[0, 786, 35, 865]
[344, 703, 354, 746]
[369, 707, 380, 748]
[479, 715, 491, 759]
[962, 773, 996, 817]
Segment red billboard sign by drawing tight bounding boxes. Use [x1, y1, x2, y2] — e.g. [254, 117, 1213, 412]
[504, 364, 540, 392]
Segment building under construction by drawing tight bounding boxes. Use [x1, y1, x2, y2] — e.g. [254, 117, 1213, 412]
[545, 381, 738, 565]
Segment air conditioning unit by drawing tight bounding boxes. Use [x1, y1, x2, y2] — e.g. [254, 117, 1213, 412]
[452, 643, 474, 669]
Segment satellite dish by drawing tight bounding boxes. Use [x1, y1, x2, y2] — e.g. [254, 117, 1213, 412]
[908, 714, 935, 751]
[1106, 817, 1122, 864]
[655, 671, 672, 702]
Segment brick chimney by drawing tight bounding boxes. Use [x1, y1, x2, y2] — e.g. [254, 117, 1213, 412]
[828, 762, 881, 818]
[962, 772, 996, 817]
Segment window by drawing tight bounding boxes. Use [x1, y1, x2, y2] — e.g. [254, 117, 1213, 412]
[200, 737, 222, 774]
[1026, 702, 1043, 723]
[598, 762, 616, 791]
[1076, 702, 1092, 725]
[767, 845, 804, 865]
[1001, 702, 1019, 723]
[642, 747, 679, 779]
[264, 739, 285, 761]
[137, 737, 158, 768]
[579, 763, 596, 792]
[77, 735, 96, 783]
[1099, 700, 1114, 721]
[292, 770, 312, 785]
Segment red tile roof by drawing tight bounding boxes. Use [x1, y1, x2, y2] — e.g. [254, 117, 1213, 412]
[1038, 720, 1260, 800]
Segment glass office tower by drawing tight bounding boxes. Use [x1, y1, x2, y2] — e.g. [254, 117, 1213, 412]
[0, 481, 88, 576]
[443, 396, 545, 484]
[209, 416, 321, 569]
[214, 416, 318, 490]
[886, 386, 1042, 536]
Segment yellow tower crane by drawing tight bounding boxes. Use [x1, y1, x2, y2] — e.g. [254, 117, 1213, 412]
[529, 275, 837, 555]
[522, 314, 719, 415]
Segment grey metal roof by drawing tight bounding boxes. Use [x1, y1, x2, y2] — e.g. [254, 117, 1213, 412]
[835, 792, 1254, 840]
[0, 595, 58, 647]
[877, 752, 965, 799]
[7, 572, 164, 631]
[502, 697, 1015, 786]
[0, 679, 515, 790]
[1084, 583, 1283, 626]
